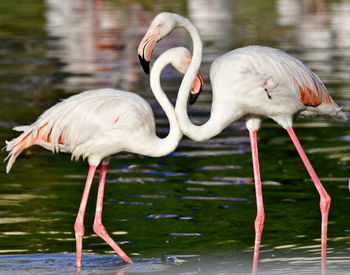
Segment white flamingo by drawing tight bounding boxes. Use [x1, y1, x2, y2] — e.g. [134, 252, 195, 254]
[5, 46, 203, 269]
[137, 12, 347, 275]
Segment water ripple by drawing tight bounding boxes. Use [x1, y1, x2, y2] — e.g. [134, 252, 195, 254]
[186, 187, 207, 191]
[220, 205, 237, 208]
[118, 201, 153, 206]
[211, 176, 252, 184]
[107, 177, 166, 184]
[179, 196, 249, 202]
[181, 137, 250, 146]
[0, 217, 37, 225]
[115, 218, 135, 222]
[147, 214, 178, 219]
[178, 216, 195, 220]
[162, 254, 200, 264]
[186, 180, 246, 186]
[168, 233, 202, 236]
[135, 195, 167, 199]
[196, 165, 243, 171]
[108, 168, 187, 177]
[307, 145, 350, 154]
[172, 149, 247, 157]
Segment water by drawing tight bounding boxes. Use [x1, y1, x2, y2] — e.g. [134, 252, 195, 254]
[0, 0, 349, 274]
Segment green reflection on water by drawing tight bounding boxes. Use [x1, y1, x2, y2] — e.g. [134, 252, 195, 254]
[0, 1, 45, 37]
[0, 1, 349, 273]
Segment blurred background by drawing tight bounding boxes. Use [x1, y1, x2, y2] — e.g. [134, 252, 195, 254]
[0, 0, 349, 274]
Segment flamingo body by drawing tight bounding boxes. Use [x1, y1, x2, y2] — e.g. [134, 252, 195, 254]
[5, 46, 203, 269]
[6, 88, 158, 172]
[211, 45, 338, 118]
[208, 45, 343, 131]
[138, 12, 347, 275]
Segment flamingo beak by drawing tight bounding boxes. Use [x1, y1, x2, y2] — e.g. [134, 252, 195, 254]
[189, 72, 204, 105]
[138, 28, 159, 74]
[138, 55, 150, 75]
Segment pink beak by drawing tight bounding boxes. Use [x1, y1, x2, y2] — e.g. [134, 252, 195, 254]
[138, 28, 159, 74]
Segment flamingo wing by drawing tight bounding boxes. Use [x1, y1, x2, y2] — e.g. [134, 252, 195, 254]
[232, 46, 338, 110]
[294, 71, 334, 107]
[5, 88, 154, 172]
[260, 46, 335, 108]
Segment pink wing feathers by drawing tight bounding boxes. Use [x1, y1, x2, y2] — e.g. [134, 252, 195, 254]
[5, 89, 126, 173]
[5, 123, 65, 173]
[254, 46, 340, 111]
[295, 72, 334, 107]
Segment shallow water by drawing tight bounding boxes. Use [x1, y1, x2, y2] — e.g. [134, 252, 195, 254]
[0, 0, 349, 274]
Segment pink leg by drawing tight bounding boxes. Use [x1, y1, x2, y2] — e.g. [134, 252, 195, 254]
[249, 130, 265, 275]
[93, 164, 133, 264]
[286, 127, 330, 275]
[74, 165, 97, 269]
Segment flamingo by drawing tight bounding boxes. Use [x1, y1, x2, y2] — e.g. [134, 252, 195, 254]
[5, 46, 204, 269]
[137, 12, 347, 275]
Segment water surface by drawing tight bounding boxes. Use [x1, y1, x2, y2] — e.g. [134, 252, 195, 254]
[0, 0, 349, 274]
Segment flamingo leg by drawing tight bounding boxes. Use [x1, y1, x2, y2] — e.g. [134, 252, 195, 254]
[74, 165, 97, 268]
[249, 130, 265, 275]
[286, 127, 330, 275]
[93, 163, 133, 264]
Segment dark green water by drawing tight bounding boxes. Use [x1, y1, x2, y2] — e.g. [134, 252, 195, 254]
[0, 0, 349, 274]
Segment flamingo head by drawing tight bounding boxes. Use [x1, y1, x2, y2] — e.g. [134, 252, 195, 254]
[165, 47, 204, 105]
[138, 13, 181, 74]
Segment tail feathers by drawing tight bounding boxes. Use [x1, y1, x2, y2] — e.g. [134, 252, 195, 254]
[5, 123, 63, 173]
[326, 104, 348, 121]
[336, 109, 348, 121]
[5, 131, 35, 173]
[13, 126, 30, 132]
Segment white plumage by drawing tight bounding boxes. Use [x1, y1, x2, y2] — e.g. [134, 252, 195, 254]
[5, 47, 202, 172]
[5, 47, 203, 268]
[208, 45, 343, 123]
[6, 89, 155, 168]
[138, 12, 347, 275]
[138, 13, 345, 141]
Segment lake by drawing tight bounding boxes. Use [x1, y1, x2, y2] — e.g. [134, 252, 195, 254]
[0, 0, 349, 274]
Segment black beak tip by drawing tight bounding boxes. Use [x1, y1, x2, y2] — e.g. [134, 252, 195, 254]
[138, 55, 150, 75]
[189, 91, 201, 105]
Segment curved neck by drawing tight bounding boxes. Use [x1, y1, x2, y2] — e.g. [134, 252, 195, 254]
[149, 53, 182, 156]
[174, 17, 225, 141]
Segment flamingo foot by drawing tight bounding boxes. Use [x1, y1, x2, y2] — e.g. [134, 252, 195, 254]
[93, 222, 133, 264]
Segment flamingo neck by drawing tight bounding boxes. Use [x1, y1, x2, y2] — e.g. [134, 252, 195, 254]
[174, 16, 228, 141]
[149, 51, 182, 157]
